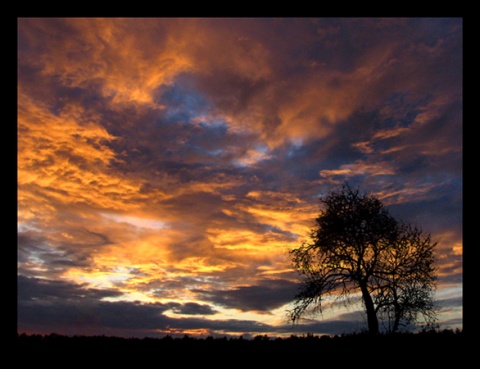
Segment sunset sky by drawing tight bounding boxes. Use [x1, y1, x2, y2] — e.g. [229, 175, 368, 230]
[17, 18, 462, 338]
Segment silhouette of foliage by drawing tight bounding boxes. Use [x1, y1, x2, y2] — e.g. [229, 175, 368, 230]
[16, 330, 464, 365]
[288, 183, 437, 334]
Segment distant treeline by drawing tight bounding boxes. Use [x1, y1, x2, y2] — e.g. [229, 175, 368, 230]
[18, 328, 462, 341]
[17, 329, 463, 354]
[17, 328, 463, 347]
[17, 329, 464, 364]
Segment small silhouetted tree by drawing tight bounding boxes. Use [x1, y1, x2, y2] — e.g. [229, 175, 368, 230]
[288, 183, 437, 334]
[373, 222, 437, 332]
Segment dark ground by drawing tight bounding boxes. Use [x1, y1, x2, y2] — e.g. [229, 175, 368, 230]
[16, 329, 466, 366]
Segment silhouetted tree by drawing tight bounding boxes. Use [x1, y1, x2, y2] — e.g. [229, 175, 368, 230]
[373, 222, 437, 332]
[289, 183, 437, 334]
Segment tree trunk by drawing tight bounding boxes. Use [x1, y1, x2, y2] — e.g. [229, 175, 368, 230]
[392, 315, 400, 333]
[392, 302, 401, 333]
[360, 283, 379, 335]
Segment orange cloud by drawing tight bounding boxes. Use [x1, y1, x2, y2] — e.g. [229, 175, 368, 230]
[17, 93, 154, 220]
[319, 161, 396, 183]
[20, 18, 193, 106]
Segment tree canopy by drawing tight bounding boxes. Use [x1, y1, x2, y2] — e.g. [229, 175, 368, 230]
[289, 183, 437, 334]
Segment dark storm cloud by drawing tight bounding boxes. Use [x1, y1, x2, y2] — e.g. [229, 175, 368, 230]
[18, 275, 123, 302]
[18, 231, 92, 279]
[17, 275, 275, 337]
[18, 225, 112, 277]
[18, 231, 46, 262]
[18, 299, 171, 333]
[18, 276, 210, 334]
[195, 279, 299, 312]
[169, 302, 217, 315]
[16, 274, 460, 338]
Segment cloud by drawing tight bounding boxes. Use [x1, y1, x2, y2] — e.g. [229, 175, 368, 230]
[194, 279, 299, 312]
[18, 18, 192, 106]
[320, 160, 396, 180]
[17, 18, 462, 337]
[169, 302, 217, 316]
[17, 93, 149, 223]
[18, 299, 171, 336]
[438, 318, 462, 330]
[436, 297, 463, 309]
[17, 275, 124, 302]
[17, 275, 277, 338]
[268, 310, 369, 336]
